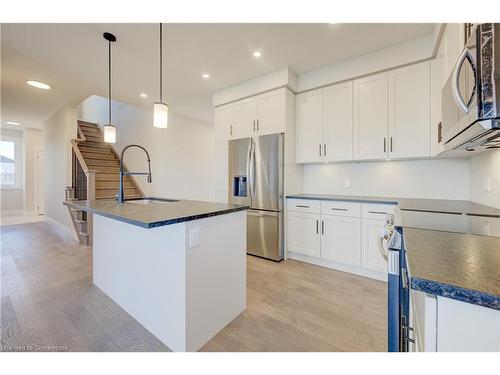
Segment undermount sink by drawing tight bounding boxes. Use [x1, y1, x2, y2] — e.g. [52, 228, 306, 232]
[125, 198, 180, 205]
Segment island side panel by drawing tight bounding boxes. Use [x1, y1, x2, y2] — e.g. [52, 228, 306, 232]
[93, 214, 187, 351]
[186, 210, 247, 351]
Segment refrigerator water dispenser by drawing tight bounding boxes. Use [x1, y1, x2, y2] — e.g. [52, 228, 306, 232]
[233, 175, 247, 197]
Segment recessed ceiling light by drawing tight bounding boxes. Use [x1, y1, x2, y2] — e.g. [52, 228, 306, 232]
[5, 121, 22, 126]
[26, 80, 51, 90]
[140, 93, 148, 98]
[252, 51, 262, 58]
[202, 73, 211, 79]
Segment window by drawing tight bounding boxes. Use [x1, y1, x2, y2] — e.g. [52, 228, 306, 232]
[0, 140, 16, 185]
[0, 135, 23, 189]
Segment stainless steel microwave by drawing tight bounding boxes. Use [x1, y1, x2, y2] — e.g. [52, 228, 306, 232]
[442, 23, 500, 152]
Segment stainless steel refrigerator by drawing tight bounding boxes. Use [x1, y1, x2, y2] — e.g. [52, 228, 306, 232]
[228, 133, 284, 261]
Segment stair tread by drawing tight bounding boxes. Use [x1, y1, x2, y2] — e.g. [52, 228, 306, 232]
[79, 146, 112, 152]
[96, 187, 139, 191]
[81, 132, 101, 136]
[78, 120, 99, 126]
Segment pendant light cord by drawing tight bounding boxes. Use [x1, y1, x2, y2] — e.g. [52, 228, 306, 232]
[159, 23, 163, 102]
[108, 39, 112, 124]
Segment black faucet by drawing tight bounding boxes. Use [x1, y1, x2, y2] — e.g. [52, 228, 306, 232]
[117, 144, 152, 203]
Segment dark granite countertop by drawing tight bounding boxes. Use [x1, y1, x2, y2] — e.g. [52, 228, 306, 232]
[403, 227, 500, 310]
[286, 194, 500, 217]
[63, 198, 249, 228]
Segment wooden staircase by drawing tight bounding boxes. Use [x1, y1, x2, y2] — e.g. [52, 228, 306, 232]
[66, 120, 144, 245]
[78, 121, 142, 199]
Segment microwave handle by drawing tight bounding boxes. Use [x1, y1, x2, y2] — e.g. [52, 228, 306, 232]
[452, 48, 475, 113]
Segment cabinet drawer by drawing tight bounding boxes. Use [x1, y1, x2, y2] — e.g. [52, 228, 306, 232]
[287, 199, 320, 214]
[321, 201, 362, 218]
[362, 203, 396, 220]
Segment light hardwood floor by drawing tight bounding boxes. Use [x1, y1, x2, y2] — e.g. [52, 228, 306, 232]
[1, 221, 387, 352]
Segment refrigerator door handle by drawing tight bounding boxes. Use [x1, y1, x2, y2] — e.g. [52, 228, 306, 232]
[251, 140, 256, 198]
[246, 139, 253, 199]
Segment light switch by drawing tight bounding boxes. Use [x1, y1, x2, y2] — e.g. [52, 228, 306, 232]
[344, 178, 351, 188]
[189, 227, 200, 247]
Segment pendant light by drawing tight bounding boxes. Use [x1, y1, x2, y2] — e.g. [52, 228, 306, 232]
[154, 23, 168, 128]
[103, 32, 117, 143]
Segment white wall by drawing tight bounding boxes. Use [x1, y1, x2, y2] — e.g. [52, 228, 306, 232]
[469, 150, 500, 209]
[24, 128, 43, 212]
[302, 158, 470, 200]
[297, 34, 434, 92]
[43, 104, 77, 229]
[78, 95, 215, 202]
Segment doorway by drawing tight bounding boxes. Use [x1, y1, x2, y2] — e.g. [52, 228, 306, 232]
[34, 148, 44, 216]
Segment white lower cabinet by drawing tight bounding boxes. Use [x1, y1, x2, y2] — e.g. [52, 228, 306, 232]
[287, 199, 393, 281]
[410, 289, 500, 352]
[361, 218, 387, 273]
[321, 215, 361, 266]
[287, 211, 321, 258]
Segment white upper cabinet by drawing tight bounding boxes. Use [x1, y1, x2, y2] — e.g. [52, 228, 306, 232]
[256, 89, 285, 135]
[296, 89, 323, 163]
[233, 97, 257, 139]
[232, 88, 286, 140]
[323, 82, 354, 162]
[388, 61, 431, 159]
[354, 72, 389, 160]
[214, 103, 234, 143]
[296, 82, 354, 163]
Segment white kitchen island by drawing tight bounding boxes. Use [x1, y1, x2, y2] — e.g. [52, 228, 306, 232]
[64, 198, 248, 351]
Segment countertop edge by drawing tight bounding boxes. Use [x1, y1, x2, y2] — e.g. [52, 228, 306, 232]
[63, 201, 249, 228]
[410, 277, 500, 311]
[286, 195, 399, 205]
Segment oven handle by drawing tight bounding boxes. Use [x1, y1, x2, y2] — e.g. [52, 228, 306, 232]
[452, 48, 476, 113]
[378, 231, 389, 261]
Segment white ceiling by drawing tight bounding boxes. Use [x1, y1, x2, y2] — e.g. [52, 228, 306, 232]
[1, 23, 435, 128]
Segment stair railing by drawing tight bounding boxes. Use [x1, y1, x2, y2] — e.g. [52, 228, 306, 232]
[70, 124, 97, 200]
[68, 123, 97, 245]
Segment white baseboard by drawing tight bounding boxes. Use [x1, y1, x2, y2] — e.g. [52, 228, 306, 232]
[44, 215, 79, 242]
[0, 209, 25, 217]
[287, 251, 387, 282]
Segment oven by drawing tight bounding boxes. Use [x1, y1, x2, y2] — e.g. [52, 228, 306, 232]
[380, 215, 413, 352]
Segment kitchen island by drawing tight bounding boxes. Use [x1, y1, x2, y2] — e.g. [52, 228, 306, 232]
[64, 198, 249, 352]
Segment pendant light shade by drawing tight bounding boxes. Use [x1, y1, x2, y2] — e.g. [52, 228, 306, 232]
[104, 124, 116, 143]
[154, 23, 168, 128]
[103, 32, 117, 143]
[153, 102, 169, 128]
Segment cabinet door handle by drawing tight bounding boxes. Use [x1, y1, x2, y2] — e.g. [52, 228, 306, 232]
[319, 144, 322, 157]
[256, 119, 259, 131]
[368, 210, 388, 215]
[384, 137, 387, 153]
[253, 120, 256, 132]
[296, 205, 310, 208]
[390, 137, 393, 152]
[321, 220, 325, 235]
[323, 143, 327, 157]
[230, 124, 233, 136]
[330, 208, 348, 211]
[316, 220, 319, 234]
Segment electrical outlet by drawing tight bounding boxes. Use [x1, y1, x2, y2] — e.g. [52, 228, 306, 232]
[484, 178, 491, 193]
[189, 227, 200, 247]
[344, 178, 351, 188]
